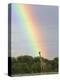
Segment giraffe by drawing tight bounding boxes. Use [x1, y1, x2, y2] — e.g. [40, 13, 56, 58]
[39, 51, 47, 72]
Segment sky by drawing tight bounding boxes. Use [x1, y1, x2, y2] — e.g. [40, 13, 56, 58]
[10, 4, 58, 60]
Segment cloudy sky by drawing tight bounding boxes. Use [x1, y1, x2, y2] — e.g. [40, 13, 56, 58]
[10, 4, 58, 60]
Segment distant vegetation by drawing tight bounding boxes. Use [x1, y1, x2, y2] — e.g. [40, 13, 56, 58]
[9, 55, 58, 75]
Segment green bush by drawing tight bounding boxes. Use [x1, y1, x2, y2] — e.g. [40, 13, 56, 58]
[10, 56, 58, 75]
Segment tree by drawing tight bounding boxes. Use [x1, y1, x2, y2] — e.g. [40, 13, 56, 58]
[11, 55, 58, 75]
[17, 55, 33, 64]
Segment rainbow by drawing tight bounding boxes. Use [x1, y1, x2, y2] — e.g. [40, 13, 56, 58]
[12, 4, 47, 58]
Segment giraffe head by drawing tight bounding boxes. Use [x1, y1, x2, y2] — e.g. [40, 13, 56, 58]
[39, 51, 41, 57]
